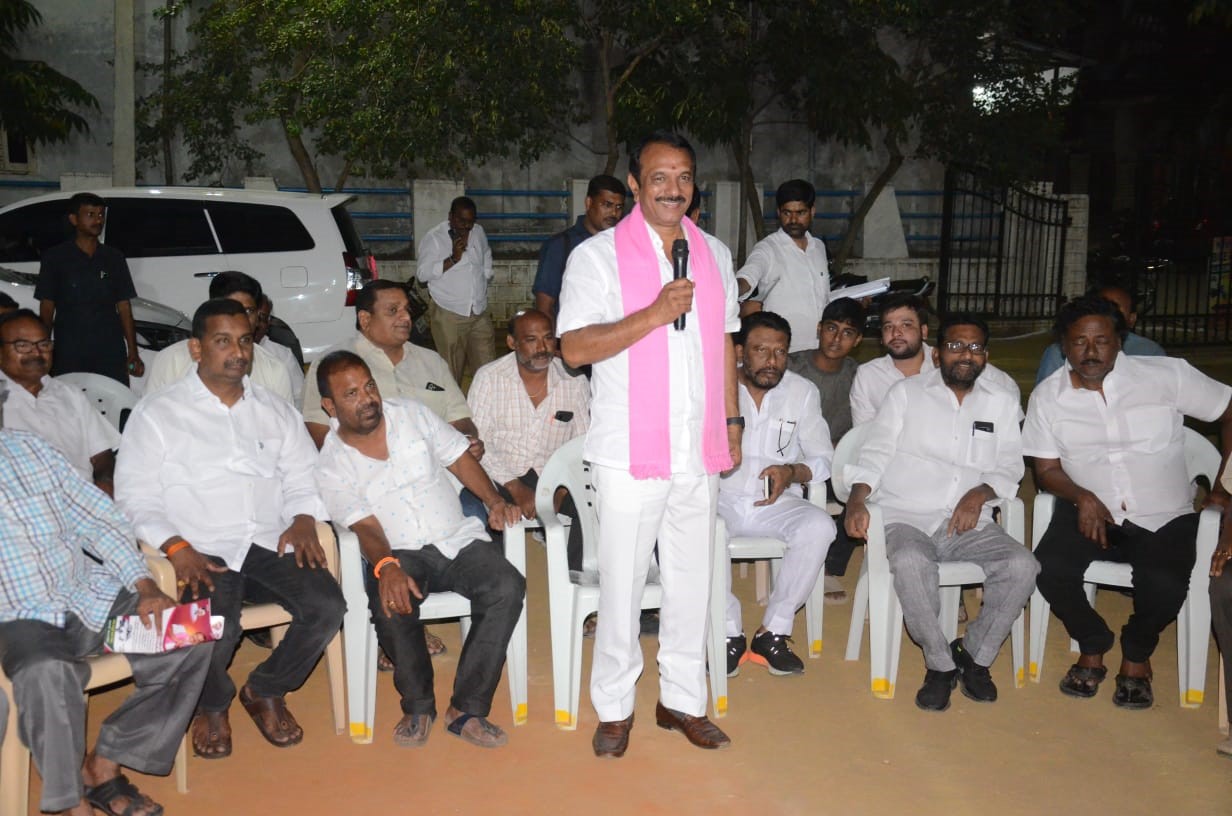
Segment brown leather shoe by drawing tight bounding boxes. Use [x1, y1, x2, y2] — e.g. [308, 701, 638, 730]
[654, 702, 730, 749]
[592, 714, 634, 758]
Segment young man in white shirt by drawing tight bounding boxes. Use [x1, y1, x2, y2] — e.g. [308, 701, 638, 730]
[115, 298, 344, 760]
[850, 294, 1019, 426]
[1024, 294, 1232, 708]
[314, 351, 524, 748]
[416, 196, 496, 382]
[845, 312, 1037, 712]
[255, 294, 306, 407]
[0, 309, 119, 493]
[736, 179, 830, 353]
[144, 271, 293, 402]
[720, 312, 835, 676]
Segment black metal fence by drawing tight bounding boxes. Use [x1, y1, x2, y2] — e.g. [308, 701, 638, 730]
[938, 168, 1070, 320]
[1103, 239, 1232, 346]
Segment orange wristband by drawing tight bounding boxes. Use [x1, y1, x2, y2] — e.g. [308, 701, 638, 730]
[164, 539, 191, 558]
[373, 556, 399, 580]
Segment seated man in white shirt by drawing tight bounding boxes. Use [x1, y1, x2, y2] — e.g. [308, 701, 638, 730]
[850, 294, 1019, 426]
[845, 312, 1038, 712]
[314, 351, 525, 748]
[720, 312, 835, 677]
[0, 309, 120, 494]
[143, 271, 293, 402]
[115, 298, 344, 760]
[1024, 294, 1232, 708]
[255, 294, 306, 407]
[467, 308, 590, 565]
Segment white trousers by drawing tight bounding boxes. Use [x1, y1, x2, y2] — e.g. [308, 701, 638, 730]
[589, 464, 718, 721]
[718, 492, 835, 637]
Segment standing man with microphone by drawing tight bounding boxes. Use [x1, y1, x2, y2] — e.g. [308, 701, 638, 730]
[558, 130, 742, 758]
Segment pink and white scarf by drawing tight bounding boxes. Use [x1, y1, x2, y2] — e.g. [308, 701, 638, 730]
[614, 203, 731, 479]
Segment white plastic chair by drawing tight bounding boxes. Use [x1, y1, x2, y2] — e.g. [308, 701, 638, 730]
[55, 371, 138, 432]
[1028, 427, 1220, 707]
[534, 437, 728, 727]
[715, 485, 830, 657]
[335, 519, 529, 743]
[836, 422, 1026, 699]
[0, 548, 189, 816]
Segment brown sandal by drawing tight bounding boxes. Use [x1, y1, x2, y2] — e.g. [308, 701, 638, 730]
[190, 710, 232, 759]
[239, 684, 303, 748]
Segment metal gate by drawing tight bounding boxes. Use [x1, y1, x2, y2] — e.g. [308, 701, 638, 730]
[938, 168, 1070, 319]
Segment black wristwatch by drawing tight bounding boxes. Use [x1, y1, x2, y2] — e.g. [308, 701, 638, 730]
[726, 416, 745, 428]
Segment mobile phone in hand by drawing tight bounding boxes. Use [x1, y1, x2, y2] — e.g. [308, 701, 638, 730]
[449, 228, 459, 241]
[762, 475, 771, 500]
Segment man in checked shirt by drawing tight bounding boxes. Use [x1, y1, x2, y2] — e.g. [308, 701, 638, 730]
[466, 308, 591, 568]
[0, 381, 211, 816]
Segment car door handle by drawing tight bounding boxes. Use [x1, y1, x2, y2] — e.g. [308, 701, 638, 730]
[192, 272, 221, 278]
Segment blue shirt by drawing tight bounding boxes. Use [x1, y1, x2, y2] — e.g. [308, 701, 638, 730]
[1034, 331, 1166, 386]
[0, 429, 148, 631]
[532, 217, 594, 311]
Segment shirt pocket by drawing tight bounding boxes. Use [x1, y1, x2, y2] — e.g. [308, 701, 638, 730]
[1122, 404, 1176, 454]
[966, 424, 998, 472]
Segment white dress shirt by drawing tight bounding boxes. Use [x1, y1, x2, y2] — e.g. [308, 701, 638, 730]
[846, 368, 1024, 535]
[416, 221, 494, 317]
[736, 229, 830, 353]
[316, 399, 487, 558]
[0, 370, 120, 480]
[467, 353, 591, 486]
[1022, 353, 1231, 532]
[114, 374, 327, 570]
[720, 369, 832, 499]
[261, 336, 305, 407]
[557, 224, 740, 475]
[302, 333, 470, 426]
[144, 339, 294, 404]
[850, 346, 1020, 425]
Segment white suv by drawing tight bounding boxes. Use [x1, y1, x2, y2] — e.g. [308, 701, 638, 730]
[0, 187, 377, 360]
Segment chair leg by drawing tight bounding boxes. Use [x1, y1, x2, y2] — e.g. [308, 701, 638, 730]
[0, 702, 30, 816]
[939, 586, 961, 643]
[324, 630, 346, 734]
[269, 623, 290, 649]
[754, 561, 770, 605]
[341, 593, 376, 743]
[867, 568, 898, 699]
[1178, 595, 1212, 708]
[507, 598, 529, 725]
[174, 735, 189, 794]
[1071, 583, 1097, 655]
[1011, 609, 1026, 688]
[1028, 590, 1049, 682]
[566, 602, 586, 731]
[1219, 655, 1228, 735]
[805, 571, 825, 659]
[844, 561, 869, 661]
[708, 529, 728, 718]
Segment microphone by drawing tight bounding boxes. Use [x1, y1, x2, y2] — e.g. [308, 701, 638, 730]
[672, 238, 689, 331]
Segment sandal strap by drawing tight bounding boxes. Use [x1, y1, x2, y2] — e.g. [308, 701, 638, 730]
[446, 712, 476, 736]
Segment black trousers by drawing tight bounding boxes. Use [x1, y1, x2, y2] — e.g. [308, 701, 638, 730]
[187, 545, 346, 711]
[1034, 500, 1196, 662]
[366, 540, 525, 718]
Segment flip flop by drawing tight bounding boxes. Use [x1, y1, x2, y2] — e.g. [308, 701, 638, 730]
[1112, 674, 1154, 709]
[84, 772, 164, 816]
[239, 684, 304, 748]
[1059, 663, 1107, 698]
[445, 711, 508, 748]
[393, 713, 435, 747]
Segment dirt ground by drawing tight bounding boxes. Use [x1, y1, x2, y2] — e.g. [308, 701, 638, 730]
[18, 329, 1232, 815]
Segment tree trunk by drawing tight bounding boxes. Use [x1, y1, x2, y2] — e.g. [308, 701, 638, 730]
[160, 7, 175, 184]
[599, 31, 620, 176]
[282, 117, 321, 193]
[730, 119, 763, 264]
[334, 157, 353, 193]
[831, 137, 904, 274]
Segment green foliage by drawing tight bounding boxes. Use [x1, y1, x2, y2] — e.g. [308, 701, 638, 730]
[0, 0, 98, 146]
[138, 0, 577, 189]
